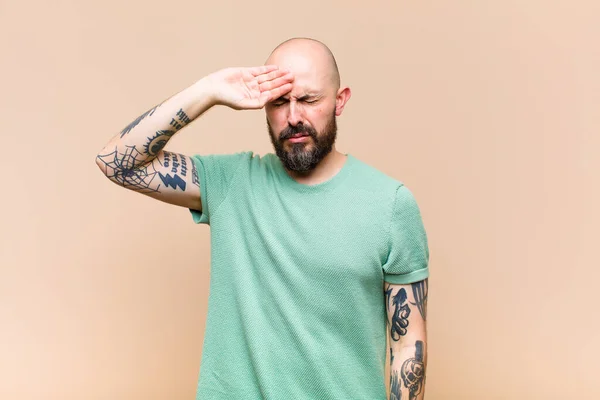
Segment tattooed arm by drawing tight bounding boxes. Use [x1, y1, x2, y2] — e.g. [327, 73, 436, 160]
[95, 66, 294, 209]
[385, 279, 428, 400]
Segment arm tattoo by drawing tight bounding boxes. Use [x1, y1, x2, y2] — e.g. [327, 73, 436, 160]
[169, 108, 191, 130]
[120, 104, 161, 138]
[410, 279, 428, 321]
[144, 130, 175, 155]
[159, 151, 187, 190]
[141, 109, 192, 155]
[401, 340, 425, 400]
[163, 151, 188, 177]
[390, 288, 411, 341]
[191, 157, 200, 188]
[97, 146, 187, 192]
[390, 369, 402, 400]
[120, 106, 190, 142]
[385, 284, 393, 305]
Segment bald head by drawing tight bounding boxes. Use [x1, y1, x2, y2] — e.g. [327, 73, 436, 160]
[265, 37, 341, 90]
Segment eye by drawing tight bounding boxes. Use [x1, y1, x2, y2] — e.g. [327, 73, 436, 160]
[271, 98, 288, 107]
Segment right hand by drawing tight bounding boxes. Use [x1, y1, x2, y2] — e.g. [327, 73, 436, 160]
[207, 65, 294, 110]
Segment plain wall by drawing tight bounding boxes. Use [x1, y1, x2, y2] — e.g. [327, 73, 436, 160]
[1, 0, 598, 399]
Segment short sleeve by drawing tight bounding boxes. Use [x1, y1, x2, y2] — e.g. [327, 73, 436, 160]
[188, 151, 251, 225]
[382, 185, 430, 284]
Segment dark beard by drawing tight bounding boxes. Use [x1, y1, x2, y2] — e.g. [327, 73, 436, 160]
[267, 112, 337, 173]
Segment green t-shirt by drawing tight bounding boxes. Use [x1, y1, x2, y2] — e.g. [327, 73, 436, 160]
[188, 151, 429, 400]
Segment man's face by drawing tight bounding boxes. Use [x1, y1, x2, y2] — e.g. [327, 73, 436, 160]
[265, 76, 339, 173]
[266, 107, 337, 173]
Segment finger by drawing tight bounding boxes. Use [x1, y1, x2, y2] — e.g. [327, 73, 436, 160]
[264, 83, 293, 102]
[254, 82, 293, 108]
[256, 69, 291, 85]
[259, 73, 294, 91]
[248, 65, 279, 77]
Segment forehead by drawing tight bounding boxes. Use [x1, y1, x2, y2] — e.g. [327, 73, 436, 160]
[267, 50, 330, 95]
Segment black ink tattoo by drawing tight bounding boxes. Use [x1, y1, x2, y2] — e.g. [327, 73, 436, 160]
[176, 108, 191, 124]
[410, 279, 428, 321]
[97, 145, 161, 193]
[191, 158, 200, 187]
[180, 155, 188, 177]
[158, 171, 186, 191]
[120, 104, 160, 138]
[164, 151, 188, 177]
[385, 284, 393, 306]
[97, 146, 187, 193]
[390, 369, 402, 400]
[160, 151, 187, 190]
[401, 341, 425, 400]
[169, 108, 191, 130]
[144, 130, 174, 156]
[169, 119, 183, 130]
[391, 288, 411, 341]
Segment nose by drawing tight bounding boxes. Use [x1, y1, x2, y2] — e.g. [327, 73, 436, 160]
[287, 100, 303, 126]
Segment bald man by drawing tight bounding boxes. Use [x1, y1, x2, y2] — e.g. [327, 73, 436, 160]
[96, 37, 430, 400]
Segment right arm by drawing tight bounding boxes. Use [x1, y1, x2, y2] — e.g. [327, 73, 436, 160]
[95, 66, 294, 210]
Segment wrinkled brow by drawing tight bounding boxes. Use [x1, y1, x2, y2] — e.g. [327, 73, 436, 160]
[276, 92, 322, 102]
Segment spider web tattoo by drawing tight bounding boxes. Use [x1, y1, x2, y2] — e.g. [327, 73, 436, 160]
[97, 145, 186, 193]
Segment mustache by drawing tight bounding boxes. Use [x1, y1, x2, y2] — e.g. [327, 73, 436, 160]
[279, 124, 317, 141]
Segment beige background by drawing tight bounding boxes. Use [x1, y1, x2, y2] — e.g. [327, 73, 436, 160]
[1, 0, 598, 399]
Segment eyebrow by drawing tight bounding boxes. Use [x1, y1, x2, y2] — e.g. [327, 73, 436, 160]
[275, 93, 321, 102]
[297, 94, 317, 101]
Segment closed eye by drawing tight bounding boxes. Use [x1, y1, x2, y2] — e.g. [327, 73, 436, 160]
[271, 96, 319, 106]
[271, 98, 289, 107]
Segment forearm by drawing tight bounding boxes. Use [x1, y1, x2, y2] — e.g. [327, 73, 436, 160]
[97, 76, 216, 169]
[390, 338, 427, 400]
[94, 65, 292, 206]
[385, 279, 429, 400]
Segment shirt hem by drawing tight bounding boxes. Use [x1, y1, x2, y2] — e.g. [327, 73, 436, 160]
[383, 267, 429, 284]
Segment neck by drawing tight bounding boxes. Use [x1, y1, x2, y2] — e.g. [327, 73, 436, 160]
[285, 147, 347, 185]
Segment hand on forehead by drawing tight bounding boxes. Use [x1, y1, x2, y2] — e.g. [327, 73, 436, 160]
[265, 38, 340, 93]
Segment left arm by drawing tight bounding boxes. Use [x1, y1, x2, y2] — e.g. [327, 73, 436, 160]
[385, 278, 428, 400]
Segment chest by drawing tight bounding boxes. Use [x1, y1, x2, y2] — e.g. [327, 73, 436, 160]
[235, 189, 390, 284]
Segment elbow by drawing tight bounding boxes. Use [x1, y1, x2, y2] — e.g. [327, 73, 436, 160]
[95, 148, 111, 178]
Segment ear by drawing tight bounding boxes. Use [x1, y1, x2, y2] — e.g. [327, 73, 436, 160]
[334, 86, 352, 116]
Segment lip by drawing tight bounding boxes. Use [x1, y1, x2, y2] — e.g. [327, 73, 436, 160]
[288, 136, 310, 143]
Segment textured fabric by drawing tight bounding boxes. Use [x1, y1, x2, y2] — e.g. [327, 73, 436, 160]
[188, 151, 429, 400]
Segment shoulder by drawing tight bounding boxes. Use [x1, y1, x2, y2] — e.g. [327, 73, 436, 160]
[347, 155, 426, 217]
[348, 154, 406, 193]
[191, 150, 255, 164]
[190, 150, 269, 172]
